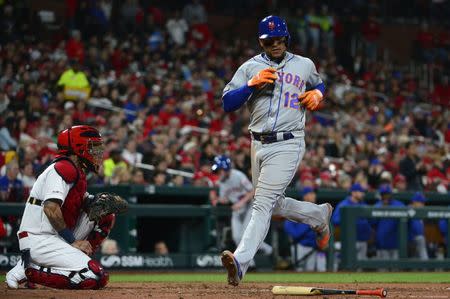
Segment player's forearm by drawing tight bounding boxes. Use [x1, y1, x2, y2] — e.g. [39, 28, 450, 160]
[43, 200, 67, 232]
[241, 190, 255, 204]
[43, 200, 75, 243]
[222, 85, 254, 112]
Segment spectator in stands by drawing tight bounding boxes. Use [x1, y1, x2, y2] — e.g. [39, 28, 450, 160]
[101, 239, 119, 255]
[122, 139, 143, 166]
[153, 171, 168, 186]
[0, 216, 7, 239]
[305, 6, 320, 50]
[361, 13, 381, 62]
[373, 184, 405, 260]
[332, 183, 371, 260]
[65, 30, 85, 64]
[154, 241, 169, 255]
[188, 17, 213, 50]
[0, 161, 23, 202]
[367, 158, 384, 189]
[0, 91, 9, 115]
[57, 59, 90, 101]
[110, 165, 131, 185]
[166, 10, 188, 46]
[399, 143, 427, 191]
[415, 22, 434, 63]
[131, 169, 147, 185]
[393, 174, 407, 192]
[408, 192, 429, 260]
[0, 117, 17, 151]
[284, 187, 326, 272]
[291, 8, 308, 53]
[103, 149, 128, 180]
[19, 162, 36, 189]
[120, 0, 140, 34]
[183, 0, 207, 25]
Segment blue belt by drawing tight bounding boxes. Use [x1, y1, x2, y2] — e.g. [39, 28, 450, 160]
[251, 131, 295, 144]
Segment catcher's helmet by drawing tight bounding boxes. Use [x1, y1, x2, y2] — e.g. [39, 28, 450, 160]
[258, 15, 290, 45]
[211, 155, 231, 172]
[57, 125, 104, 173]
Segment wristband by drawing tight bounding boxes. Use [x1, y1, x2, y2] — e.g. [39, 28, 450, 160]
[58, 228, 76, 244]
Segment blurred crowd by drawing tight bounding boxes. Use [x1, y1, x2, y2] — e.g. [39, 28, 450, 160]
[0, 0, 449, 213]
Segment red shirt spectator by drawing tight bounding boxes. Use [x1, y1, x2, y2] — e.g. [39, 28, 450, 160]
[431, 78, 450, 107]
[66, 32, 85, 64]
[0, 217, 6, 238]
[189, 23, 213, 50]
[416, 25, 434, 49]
[361, 16, 381, 42]
[158, 99, 180, 125]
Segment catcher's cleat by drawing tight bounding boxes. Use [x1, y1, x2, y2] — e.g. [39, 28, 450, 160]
[5, 272, 27, 289]
[315, 203, 333, 251]
[88, 192, 128, 222]
[25, 281, 37, 289]
[221, 250, 242, 287]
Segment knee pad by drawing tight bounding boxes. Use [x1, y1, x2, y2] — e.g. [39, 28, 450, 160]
[87, 260, 109, 289]
[76, 260, 109, 289]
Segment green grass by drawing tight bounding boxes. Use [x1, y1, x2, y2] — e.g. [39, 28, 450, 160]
[2, 272, 448, 284]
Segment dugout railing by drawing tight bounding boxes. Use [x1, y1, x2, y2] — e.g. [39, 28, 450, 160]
[0, 186, 449, 271]
[340, 206, 450, 270]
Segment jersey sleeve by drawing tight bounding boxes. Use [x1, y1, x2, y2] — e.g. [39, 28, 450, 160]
[218, 183, 226, 199]
[222, 64, 248, 96]
[42, 166, 73, 203]
[306, 58, 323, 87]
[239, 173, 253, 192]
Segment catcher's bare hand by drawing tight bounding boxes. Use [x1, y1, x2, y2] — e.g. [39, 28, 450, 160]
[72, 240, 93, 256]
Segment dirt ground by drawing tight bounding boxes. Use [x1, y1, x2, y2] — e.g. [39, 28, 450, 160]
[2, 282, 450, 299]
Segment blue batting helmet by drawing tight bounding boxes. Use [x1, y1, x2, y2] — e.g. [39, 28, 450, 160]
[258, 15, 290, 45]
[211, 155, 231, 172]
[378, 184, 392, 195]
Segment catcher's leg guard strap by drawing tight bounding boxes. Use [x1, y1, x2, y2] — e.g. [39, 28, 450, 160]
[25, 260, 108, 289]
[25, 267, 72, 289]
[78, 260, 109, 289]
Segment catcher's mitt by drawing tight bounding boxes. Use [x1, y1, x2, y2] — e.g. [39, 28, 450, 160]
[88, 192, 128, 222]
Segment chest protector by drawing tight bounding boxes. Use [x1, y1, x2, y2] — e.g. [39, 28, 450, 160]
[52, 156, 87, 230]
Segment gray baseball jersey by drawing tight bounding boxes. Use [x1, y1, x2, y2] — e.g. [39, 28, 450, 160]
[223, 51, 323, 133]
[218, 169, 253, 206]
[222, 51, 330, 280]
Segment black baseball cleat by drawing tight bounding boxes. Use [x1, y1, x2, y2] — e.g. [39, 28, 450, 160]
[221, 250, 242, 286]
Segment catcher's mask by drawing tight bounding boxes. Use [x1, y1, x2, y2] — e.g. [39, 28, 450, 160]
[57, 125, 104, 173]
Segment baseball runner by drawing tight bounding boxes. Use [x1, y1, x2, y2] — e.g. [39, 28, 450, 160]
[5, 125, 127, 289]
[209, 155, 272, 255]
[220, 15, 332, 286]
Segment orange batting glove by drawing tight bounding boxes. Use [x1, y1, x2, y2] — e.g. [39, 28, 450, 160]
[248, 68, 277, 89]
[298, 89, 323, 111]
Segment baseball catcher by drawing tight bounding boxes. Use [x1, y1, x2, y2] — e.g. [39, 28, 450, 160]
[5, 125, 127, 289]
